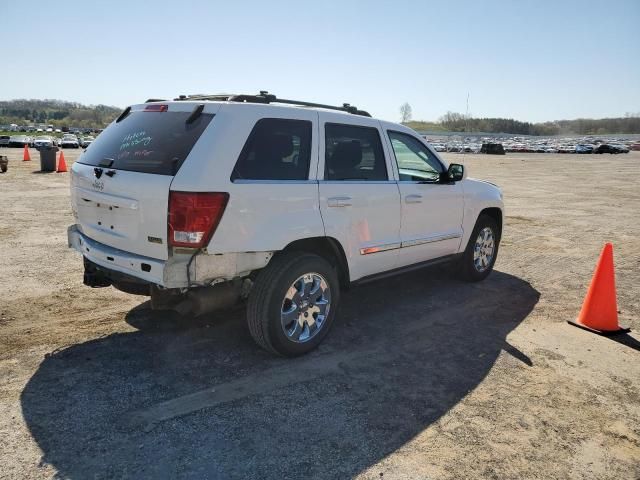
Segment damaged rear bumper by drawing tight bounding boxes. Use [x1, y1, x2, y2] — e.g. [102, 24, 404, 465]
[68, 224, 165, 286]
[68, 224, 274, 289]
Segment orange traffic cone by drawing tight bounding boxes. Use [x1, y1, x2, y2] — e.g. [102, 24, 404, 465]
[57, 150, 67, 173]
[23, 144, 31, 161]
[568, 243, 630, 335]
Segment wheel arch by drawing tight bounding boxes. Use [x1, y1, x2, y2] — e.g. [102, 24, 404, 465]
[280, 236, 350, 289]
[479, 207, 503, 241]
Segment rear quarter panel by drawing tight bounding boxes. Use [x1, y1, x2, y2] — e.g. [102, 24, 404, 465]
[170, 104, 325, 254]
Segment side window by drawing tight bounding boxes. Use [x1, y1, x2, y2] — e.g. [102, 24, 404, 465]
[388, 131, 443, 182]
[324, 123, 388, 181]
[231, 118, 312, 181]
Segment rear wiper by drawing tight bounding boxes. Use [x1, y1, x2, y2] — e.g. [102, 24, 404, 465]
[186, 104, 205, 124]
[99, 158, 114, 168]
[116, 106, 131, 123]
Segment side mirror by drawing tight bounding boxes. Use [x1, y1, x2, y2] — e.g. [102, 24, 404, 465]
[441, 163, 464, 183]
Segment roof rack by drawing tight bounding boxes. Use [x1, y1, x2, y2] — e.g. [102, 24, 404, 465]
[173, 91, 371, 117]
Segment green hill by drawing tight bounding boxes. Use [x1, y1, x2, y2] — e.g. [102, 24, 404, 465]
[0, 99, 121, 129]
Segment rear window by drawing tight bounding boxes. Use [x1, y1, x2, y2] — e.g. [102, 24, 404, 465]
[77, 110, 214, 175]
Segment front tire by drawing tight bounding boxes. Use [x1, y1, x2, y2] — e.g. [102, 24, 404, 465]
[458, 214, 500, 282]
[247, 252, 340, 356]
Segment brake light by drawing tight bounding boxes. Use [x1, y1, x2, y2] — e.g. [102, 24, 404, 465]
[144, 104, 168, 112]
[168, 192, 229, 248]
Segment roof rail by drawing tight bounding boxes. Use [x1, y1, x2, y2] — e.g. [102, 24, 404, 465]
[173, 91, 371, 117]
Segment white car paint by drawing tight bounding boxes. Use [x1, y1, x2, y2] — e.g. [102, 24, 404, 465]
[60, 134, 80, 148]
[181, 104, 326, 254]
[70, 166, 173, 260]
[316, 110, 402, 280]
[379, 121, 465, 267]
[33, 136, 54, 148]
[68, 99, 503, 289]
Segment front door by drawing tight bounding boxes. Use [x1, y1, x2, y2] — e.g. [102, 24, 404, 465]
[384, 130, 464, 267]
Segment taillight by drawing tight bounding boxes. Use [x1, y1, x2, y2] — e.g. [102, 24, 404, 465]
[168, 192, 229, 248]
[144, 104, 168, 112]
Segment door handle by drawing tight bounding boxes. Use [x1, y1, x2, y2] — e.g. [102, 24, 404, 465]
[328, 196, 352, 207]
[405, 194, 423, 204]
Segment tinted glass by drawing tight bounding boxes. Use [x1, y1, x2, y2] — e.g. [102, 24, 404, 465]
[77, 111, 214, 175]
[325, 124, 387, 181]
[231, 118, 312, 181]
[388, 131, 443, 182]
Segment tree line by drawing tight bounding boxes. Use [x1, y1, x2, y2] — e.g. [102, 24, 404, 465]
[436, 111, 640, 135]
[401, 104, 640, 135]
[0, 99, 121, 128]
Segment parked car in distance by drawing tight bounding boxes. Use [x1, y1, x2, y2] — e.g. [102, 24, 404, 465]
[557, 145, 576, 153]
[594, 144, 625, 154]
[33, 136, 55, 149]
[59, 134, 80, 149]
[80, 136, 95, 148]
[611, 144, 629, 153]
[480, 143, 505, 155]
[0, 135, 10, 147]
[67, 92, 504, 356]
[575, 144, 594, 154]
[8, 135, 33, 147]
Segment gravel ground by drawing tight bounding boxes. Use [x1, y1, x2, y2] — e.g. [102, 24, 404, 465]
[0, 147, 639, 479]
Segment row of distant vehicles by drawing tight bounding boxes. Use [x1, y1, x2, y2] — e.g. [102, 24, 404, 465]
[502, 142, 631, 154]
[0, 134, 95, 149]
[4, 124, 103, 135]
[426, 137, 637, 154]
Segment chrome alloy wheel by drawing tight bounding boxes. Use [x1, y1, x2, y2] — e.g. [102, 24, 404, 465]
[473, 227, 495, 273]
[281, 273, 332, 343]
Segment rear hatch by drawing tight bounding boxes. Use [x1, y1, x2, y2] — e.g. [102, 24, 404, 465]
[71, 103, 217, 260]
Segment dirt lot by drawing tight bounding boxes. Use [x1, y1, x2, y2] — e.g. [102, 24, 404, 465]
[0, 147, 639, 479]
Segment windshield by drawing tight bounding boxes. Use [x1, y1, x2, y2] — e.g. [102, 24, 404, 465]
[77, 110, 214, 175]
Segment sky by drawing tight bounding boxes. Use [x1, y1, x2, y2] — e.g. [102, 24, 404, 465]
[1, 0, 639, 123]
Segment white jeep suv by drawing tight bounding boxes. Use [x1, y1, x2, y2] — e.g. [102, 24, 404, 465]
[68, 92, 503, 356]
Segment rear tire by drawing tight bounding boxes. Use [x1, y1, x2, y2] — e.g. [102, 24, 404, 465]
[247, 252, 340, 356]
[458, 214, 500, 282]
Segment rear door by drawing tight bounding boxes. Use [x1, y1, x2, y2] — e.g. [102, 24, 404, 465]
[70, 103, 217, 260]
[318, 114, 401, 281]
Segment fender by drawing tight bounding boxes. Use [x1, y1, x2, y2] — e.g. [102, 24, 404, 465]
[459, 178, 504, 251]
